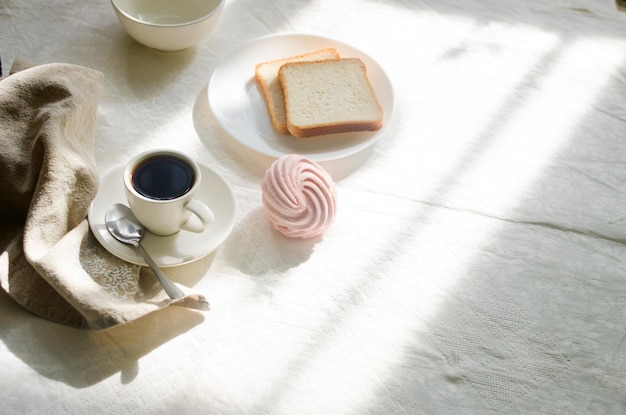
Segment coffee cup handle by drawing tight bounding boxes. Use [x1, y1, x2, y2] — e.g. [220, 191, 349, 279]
[181, 199, 215, 233]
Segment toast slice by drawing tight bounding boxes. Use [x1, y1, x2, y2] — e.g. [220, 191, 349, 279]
[279, 58, 384, 138]
[255, 48, 340, 134]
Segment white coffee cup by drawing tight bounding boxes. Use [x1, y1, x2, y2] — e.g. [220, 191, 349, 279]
[123, 149, 214, 236]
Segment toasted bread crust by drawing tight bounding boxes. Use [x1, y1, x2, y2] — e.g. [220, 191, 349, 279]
[254, 48, 340, 135]
[254, 69, 287, 134]
[286, 119, 384, 138]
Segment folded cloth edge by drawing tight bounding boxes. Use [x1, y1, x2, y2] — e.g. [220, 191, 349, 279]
[0, 61, 209, 330]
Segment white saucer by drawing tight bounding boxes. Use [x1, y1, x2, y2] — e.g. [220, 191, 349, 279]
[208, 33, 395, 162]
[88, 163, 236, 267]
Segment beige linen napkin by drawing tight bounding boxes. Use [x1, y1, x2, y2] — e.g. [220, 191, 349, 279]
[0, 61, 208, 330]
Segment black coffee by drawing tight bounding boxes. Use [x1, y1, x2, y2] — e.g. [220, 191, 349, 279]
[131, 155, 194, 200]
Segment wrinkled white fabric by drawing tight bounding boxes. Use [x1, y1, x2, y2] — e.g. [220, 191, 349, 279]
[1, 0, 625, 413]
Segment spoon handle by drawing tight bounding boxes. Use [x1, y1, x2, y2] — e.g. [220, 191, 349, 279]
[136, 242, 185, 300]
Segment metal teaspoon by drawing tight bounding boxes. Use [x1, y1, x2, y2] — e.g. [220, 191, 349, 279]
[105, 203, 185, 300]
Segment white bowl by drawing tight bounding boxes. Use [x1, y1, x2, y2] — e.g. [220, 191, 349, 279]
[111, 0, 224, 52]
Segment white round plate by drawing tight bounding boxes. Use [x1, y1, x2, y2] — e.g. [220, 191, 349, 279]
[208, 33, 395, 162]
[88, 163, 236, 267]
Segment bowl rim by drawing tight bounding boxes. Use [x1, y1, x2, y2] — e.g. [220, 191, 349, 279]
[110, 0, 225, 28]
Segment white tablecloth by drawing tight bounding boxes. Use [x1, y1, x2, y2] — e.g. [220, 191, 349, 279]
[1, 0, 626, 413]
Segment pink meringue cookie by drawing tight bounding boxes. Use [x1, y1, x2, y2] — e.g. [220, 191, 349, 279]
[261, 154, 337, 238]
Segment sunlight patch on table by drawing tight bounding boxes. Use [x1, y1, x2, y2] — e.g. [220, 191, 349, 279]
[207, 4, 626, 413]
[446, 37, 626, 215]
[259, 37, 625, 415]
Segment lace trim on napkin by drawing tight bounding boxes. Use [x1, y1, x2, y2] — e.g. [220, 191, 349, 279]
[80, 245, 142, 301]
